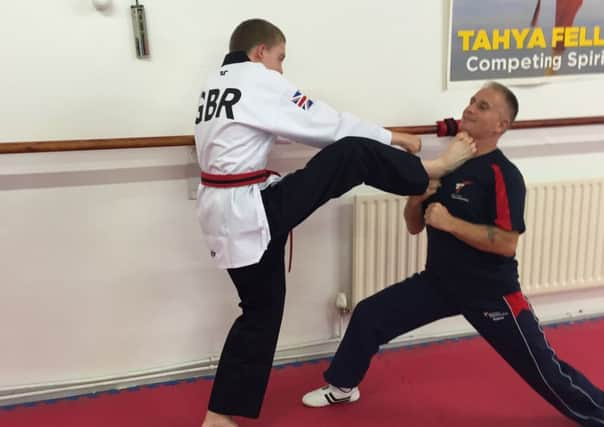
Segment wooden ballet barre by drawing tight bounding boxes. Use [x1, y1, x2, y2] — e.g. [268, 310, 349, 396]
[0, 135, 194, 155]
[1, 116, 603, 154]
[388, 116, 604, 135]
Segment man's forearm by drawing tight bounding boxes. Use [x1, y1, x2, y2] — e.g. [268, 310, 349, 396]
[448, 217, 518, 257]
[404, 196, 425, 235]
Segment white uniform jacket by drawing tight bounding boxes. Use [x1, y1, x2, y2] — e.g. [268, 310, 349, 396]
[195, 51, 391, 269]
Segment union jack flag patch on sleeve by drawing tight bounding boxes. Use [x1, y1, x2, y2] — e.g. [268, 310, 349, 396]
[291, 90, 314, 111]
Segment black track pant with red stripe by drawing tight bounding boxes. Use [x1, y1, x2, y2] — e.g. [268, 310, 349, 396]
[325, 271, 604, 426]
[208, 137, 429, 418]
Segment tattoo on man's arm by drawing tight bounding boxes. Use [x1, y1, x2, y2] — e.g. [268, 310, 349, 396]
[487, 226, 497, 243]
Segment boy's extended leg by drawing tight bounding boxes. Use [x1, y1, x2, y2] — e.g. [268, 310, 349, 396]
[262, 137, 429, 237]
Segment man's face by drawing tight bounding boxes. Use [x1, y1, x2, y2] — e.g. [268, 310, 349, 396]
[459, 87, 510, 140]
[259, 42, 286, 74]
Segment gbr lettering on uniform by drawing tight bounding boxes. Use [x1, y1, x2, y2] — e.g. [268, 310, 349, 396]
[195, 88, 242, 124]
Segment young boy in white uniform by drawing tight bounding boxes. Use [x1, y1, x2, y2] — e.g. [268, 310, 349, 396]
[196, 18, 475, 427]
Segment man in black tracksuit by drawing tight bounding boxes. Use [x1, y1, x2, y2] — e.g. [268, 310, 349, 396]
[303, 82, 604, 426]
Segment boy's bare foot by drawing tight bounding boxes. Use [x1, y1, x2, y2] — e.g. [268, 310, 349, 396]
[423, 132, 476, 178]
[201, 411, 238, 427]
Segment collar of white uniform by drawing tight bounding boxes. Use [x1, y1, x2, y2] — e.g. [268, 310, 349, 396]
[222, 51, 250, 66]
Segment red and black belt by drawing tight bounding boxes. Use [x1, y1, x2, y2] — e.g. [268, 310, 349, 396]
[201, 169, 294, 272]
[200, 170, 275, 188]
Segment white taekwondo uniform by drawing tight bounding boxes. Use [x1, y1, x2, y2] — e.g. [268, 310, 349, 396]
[195, 51, 391, 269]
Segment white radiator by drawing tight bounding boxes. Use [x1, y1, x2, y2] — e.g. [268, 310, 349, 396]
[352, 178, 604, 306]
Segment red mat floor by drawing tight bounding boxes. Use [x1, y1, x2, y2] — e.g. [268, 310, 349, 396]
[2, 317, 603, 427]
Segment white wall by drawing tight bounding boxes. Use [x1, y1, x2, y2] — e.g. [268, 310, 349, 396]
[2, 0, 604, 143]
[1, 1, 604, 392]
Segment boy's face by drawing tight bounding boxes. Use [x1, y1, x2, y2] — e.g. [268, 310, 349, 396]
[253, 42, 286, 74]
